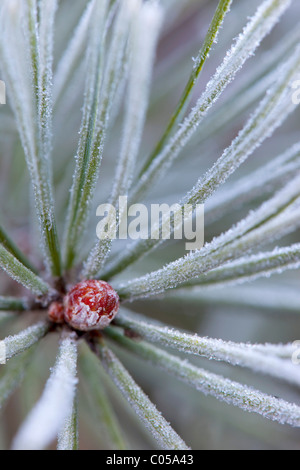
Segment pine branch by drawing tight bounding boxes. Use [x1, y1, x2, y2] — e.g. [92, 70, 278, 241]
[0, 296, 28, 312]
[0, 222, 38, 275]
[206, 142, 300, 224]
[3, 321, 49, 361]
[102, 45, 300, 280]
[107, 328, 300, 428]
[0, 347, 37, 411]
[0, 313, 16, 326]
[168, 285, 300, 316]
[139, 0, 233, 176]
[22, 0, 62, 277]
[130, 0, 292, 203]
[95, 340, 190, 450]
[24, 0, 39, 94]
[57, 392, 78, 451]
[82, 1, 163, 278]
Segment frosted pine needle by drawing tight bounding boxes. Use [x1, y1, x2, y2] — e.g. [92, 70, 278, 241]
[11, 333, 78, 450]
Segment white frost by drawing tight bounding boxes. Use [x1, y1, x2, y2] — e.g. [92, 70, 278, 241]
[12, 334, 78, 450]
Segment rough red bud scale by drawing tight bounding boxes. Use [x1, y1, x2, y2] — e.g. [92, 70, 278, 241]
[64, 280, 119, 331]
[48, 301, 65, 324]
